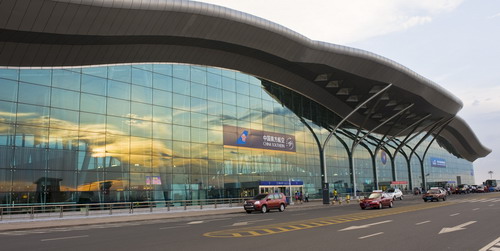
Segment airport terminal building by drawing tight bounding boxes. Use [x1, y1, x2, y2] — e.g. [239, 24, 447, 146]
[0, 0, 491, 205]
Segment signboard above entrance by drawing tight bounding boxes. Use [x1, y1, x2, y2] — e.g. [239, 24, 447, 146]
[223, 125, 296, 152]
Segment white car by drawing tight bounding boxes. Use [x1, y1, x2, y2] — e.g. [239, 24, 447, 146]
[385, 188, 403, 200]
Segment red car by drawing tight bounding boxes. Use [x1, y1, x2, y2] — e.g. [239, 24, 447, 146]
[359, 191, 393, 209]
[422, 188, 447, 202]
[244, 193, 287, 214]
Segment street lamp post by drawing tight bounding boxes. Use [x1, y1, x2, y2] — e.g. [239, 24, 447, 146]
[489, 171, 493, 179]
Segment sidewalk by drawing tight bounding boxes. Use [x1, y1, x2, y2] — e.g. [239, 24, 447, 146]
[0, 200, 328, 232]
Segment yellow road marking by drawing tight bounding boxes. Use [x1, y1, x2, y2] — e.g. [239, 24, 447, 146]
[203, 201, 456, 238]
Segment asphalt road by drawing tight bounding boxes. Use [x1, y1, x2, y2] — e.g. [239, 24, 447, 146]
[1, 193, 499, 251]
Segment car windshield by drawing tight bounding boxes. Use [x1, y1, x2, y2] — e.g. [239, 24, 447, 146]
[253, 194, 267, 200]
[428, 189, 440, 194]
[368, 193, 382, 199]
[386, 188, 395, 192]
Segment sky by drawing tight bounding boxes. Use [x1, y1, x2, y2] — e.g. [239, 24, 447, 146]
[195, 0, 500, 184]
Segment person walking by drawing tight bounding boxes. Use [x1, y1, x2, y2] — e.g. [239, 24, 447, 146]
[304, 192, 309, 202]
[333, 189, 338, 202]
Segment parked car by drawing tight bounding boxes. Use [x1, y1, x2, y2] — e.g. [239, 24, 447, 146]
[422, 188, 447, 202]
[476, 185, 486, 193]
[244, 193, 287, 214]
[360, 190, 393, 209]
[457, 184, 471, 194]
[385, 188, 403, 200]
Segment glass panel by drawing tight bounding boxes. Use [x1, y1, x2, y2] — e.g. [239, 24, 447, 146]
[172, 78, 190, 95]
[222, 90, 236, 105]
[236, 95, 249, 108]
[82, 66, 107, 78]
[15, 125, 48, 148]
[207, 87, 222, 102]
[80, 93, 106, 114]
[107, 98, 130, 117]
[16, 103, 50, 126]
[191, 67, 206, 84]
[222, 77, 235, 92]
[173, 141, 190, 158]
[81, 74, 107, 96]
[131, 102, 152, 121]
[191, 82, 206, 99]
[130, 120, 152, 138]
[207, 101, 223, 116]
[47, 148, 79, 169]
[152, 139, 172, 157]
[20, 69, 51, 86]
[249, 84, 262, 98]
[152, 90, 172, 107]
[172, 65, 190, 80]
[52, 69, 81, 91]
[132, 68, 153, 87]
[18, 82, 51, 106]
[207, 72, 222, 88]
[0, 101, 17, 123]
[108, 80, 130, 100]
[0, 69, 19, 81]
[152, 106, 172, 123]
[191, 128, 207, 144]
[79, 112, 106, 133]
[172, 125, 191, 142]
[152, 73, 172, 91]
[207, 130, 223, 145]
[236, 80, 249, 95]
[108, 65, 131, 83]
[106, 116, 130, 135]
[152, 122, 172, 140]
[0, 78, 18, 102]
[51, 88, 80, 110]
[191, 97, 207, 114]
[50, 108, 79, 129]
[105, 134, 130, 154]
[153, 64, 172, 76]
[131, 85, 152, 103]
[191, 112, 207, 128]
[172, 94, 190, 111]
[172, 109, 190, 126]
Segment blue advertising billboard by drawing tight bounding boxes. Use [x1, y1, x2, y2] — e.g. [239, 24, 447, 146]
[223, 125, 296, 152]
[430, 157, 447, 168]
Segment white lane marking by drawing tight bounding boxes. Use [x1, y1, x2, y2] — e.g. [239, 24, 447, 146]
[159, 225, 190, 230]
[41, 235, 89, 242]
[358, 232, 384, 239]
[473, 208, 480, 211]
[292, 213, 307, 216]
[438, 221, 476, 234]
[450, 213, 460, 216]
[479, 236, 500, 251]
[416, 221, 431, 225]
[489, 204, 495, 207]
[339, 220, 392, 231]
[252, 219, 274, 222]
[187, 221, 204, 224]
[232, 222, 248, 226]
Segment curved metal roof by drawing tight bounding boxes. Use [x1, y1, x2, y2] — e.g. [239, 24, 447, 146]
[0, 0, 491, 161]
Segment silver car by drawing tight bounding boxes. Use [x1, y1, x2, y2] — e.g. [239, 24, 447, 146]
[385, 188, 403, 200]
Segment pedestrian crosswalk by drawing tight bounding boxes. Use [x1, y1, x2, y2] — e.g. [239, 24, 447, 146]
[454, 198, 500, 203]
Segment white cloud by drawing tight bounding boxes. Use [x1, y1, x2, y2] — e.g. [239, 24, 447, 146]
[195, 0, 464, 44]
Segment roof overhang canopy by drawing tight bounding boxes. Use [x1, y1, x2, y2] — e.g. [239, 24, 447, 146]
[0, 0, 491, 161]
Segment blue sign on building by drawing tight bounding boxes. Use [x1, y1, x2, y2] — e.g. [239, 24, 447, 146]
[430, 157, 447, 168]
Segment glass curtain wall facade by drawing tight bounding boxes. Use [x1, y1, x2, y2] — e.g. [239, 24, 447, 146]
[0, 63, 474, 205]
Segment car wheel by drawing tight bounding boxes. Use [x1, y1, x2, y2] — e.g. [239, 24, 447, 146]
[279, 204, 285, 212]
[246, 210, 252, 214]
[389, 201, 393, 208]
[400, 196, 403, 200]
[443, 197, 446, 201]
[378, 203, 383, 209]
[423, 199, 427, 202]
[261, 205, 267, 214]
[361, 207, 365, 210]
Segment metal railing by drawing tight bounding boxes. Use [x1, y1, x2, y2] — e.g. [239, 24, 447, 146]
[0, 198, 246, 222]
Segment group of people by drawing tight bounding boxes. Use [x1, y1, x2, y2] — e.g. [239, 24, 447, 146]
[294, 191, 309, 203]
